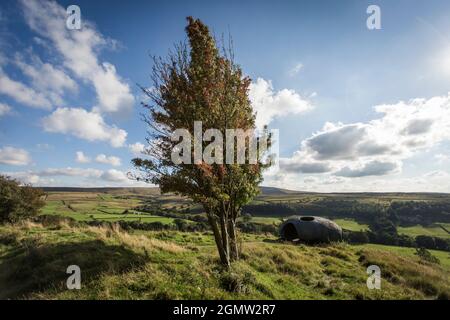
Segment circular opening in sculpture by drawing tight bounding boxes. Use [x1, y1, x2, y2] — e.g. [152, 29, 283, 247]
[300, 216, 315, 222]
[283, 223, 298, 241]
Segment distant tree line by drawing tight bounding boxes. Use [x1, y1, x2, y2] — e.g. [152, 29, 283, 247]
[243, 199, 450, 251]
[344, 210, 450, 252]
[388, 201, 450, 225]
[243, 199, 450, 226]
[345, 229, 450, 252]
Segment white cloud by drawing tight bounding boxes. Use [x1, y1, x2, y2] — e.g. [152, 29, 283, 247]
[37, 167, 103, 178]
[0, 102, 11, 116]
[77, 151, 122, 166]
[14, 51, 77, 104]
[20, 0, 135, 114]
[274, 92, 450, 184]
[249, 78, 313, 128]
[42, 108, 127, 147]
[424, 170, 449, 178]
[0, 146, 31, 166]
[91, 62, 135, 114]
[36, 143, 52, 150]
[32, 36, 51, 49]
[280, 158, 331, 174]
[128, 142, 145, 155]
[0, 50, 76, 110]
[100, 169, 128, 182]
[0, 68, 53, 109]
[288, 62, 303, 76]
[300, 123, 367, 161]
[20, 174, 41, 184]
[1, 168, 151, 187]
[435, 153, 450, 163]
[2, 172, 42, 185]
[95, 154, 121, 167]
[335, 160, 400, 177]
[263, 168, 450, 193]
[75, 151, 90, 164]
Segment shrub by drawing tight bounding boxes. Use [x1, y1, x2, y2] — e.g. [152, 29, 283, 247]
[344, 230, 370, 244]
[0, 175, 45, 223]
[434, 237, 450, 251]
[219, 269, 255, 293]
[236, 221, 277, 235]
[33, 214, 78, 228]
[397, 234, 416, 247]
[416, 235, 436, 249]
[242, 213, 252, 222]
[415, 247, 440, 264]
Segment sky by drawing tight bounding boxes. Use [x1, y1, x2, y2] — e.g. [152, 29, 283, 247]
[1, 0, 450, 192]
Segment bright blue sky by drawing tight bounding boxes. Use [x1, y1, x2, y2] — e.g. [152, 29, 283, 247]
[1, 0, 450, 191]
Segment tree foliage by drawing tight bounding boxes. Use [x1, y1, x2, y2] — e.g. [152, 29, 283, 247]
[0, 175, 45, 223]
[133, 17, 271, 266]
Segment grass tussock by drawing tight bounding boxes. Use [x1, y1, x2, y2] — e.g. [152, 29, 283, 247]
[358, 248, 449, 298]
[85, 224, 186, 254]
[0, 220, 448, 300]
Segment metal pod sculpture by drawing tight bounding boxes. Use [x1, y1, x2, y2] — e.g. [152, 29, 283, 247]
[279, 216, 343, 243]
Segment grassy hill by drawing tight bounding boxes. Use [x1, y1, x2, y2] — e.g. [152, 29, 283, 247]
[13, 187, 448, 300]
[0, 220, 449, 300]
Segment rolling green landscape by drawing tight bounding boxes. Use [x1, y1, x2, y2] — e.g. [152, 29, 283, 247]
[39, 187, 450, 240]
[1, 187, 449, 299]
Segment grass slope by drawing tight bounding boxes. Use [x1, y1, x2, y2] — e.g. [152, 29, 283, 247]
[0, 221, 449, 300]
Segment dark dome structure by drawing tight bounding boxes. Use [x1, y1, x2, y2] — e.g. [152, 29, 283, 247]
[279, 216, 342, 243]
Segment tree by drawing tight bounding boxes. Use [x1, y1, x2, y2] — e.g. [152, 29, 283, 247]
[415, 235, 436, 249]
[0, 175, 45, 223]
[415, 247, 440, 264]
[132, 17, 271, 267]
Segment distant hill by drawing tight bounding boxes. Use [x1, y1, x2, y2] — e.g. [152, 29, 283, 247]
[259, 186, 314, 195]
[39, 186, 449, 197]
[41, 187, 160, 195]
[41, 186, 310, 196]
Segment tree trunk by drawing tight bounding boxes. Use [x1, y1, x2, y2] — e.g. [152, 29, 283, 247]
[220, 213, 231, 266]
[206, 212, 230, 267]
[228, 218, 239, 261]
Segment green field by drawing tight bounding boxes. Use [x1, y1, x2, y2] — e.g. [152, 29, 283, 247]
[334, 219, 369, 232]
[335, 219, 449, 238]
[41, 191, 173, 224]
[243, 216, 282, 225]
[398, 224, 450, 239]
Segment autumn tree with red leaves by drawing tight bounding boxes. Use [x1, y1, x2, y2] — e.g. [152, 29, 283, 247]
[133, 17, 271, 267]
